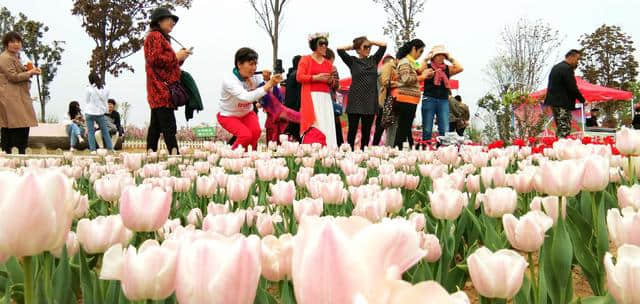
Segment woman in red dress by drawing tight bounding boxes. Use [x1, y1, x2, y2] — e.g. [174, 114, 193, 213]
[297, 33, 337, 147]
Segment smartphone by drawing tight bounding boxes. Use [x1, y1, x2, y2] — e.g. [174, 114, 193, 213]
[274, 59, 284, 74]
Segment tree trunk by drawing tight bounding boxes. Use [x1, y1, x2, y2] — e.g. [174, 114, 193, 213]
[272, 2, 280, 70]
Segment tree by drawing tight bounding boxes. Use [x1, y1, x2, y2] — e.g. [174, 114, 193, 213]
[0, 7, 65, 123]
[120, 101, 132, 127]
[248, 0, 290, 70]
[485, 18, 563, 95]
[373, 0, 425, 50]
[579, 24, 638, 127]
[71, 0, 192, 82]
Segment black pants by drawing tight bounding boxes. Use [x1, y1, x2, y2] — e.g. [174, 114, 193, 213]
[1, 127, 30, 154]
[347, 113, 375, 150]
[449, 122, 465, 136]
[335, 115, 344, 147]
[146, 107, 179, 154]
[394, 103, 417, 149]
[372, 108, 385, 146]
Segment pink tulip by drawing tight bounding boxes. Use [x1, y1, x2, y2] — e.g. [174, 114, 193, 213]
[610, 168, 623, 184]
[0, 171, 75, 257]
[617, 185, 640, 210]
[471, 152, 490, 168]
[437, 145, 459, 165]
[292, 217, 424, 303]
[173, 177, 192, 193]
[349, 184, 381, 205]
[503, 211, 553, 252]
[508, 172, 535, 194]
[119, 184, 172, 232]
[419, 233, 442, 263]
[477, 187, 517, 218]
[409, 212, 426, 232]
[207, 202, 230, 216]
[621, 156, 640, 180]
[480, 166, 507, 188]
[380, 188, 404, 214]
[428, 189, 468, 220]
[530, 196, 567, 224]
[226, 175, 252, 202]
[202, 213, 245, 236]
[604, 244, 640, 304]
[607, 208, 640, 247]
[196, 176, 217, 197]
[339, 160, 360, 176]
[101, 239, 179, 301]
[187, 208, 203, 227]
[296, 168, 314, 188]
[157, 219, 181, 241]
[123, 153, 143, 171]
[77, 215, 134, 254]
[467, 247, 528, 299]
[261, 234, 294, 282]
[256, 160, 276, 181]
[346, 171, 367, 187]
[293, 198, 324, 221]
[73, 191, 89, 219]
[256, 213, 280, 236]
[353, 198, 387, 222]
[302, 157, 316, 168]
[175, 235, 262, 304]
[465, 174, 481, 193]
[269, 180, 296, 206]
[51, 231, 80, 258]
[616, 127, 640, 156]
[194, 161, 210, 175]
[274, 166, 289, 180]
[536, 160, 584, 197]
[404, 175, 420, 190]
[382, 280, 470, 303]
[581, 155, 610, 192]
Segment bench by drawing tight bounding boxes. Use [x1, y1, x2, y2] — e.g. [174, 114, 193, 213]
[28, 123, 124, 150]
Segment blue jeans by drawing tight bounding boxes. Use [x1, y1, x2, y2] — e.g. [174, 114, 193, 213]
[66, 123, 83, 147]
[86, 114, 113, 151]
[421, 97, 449, 141]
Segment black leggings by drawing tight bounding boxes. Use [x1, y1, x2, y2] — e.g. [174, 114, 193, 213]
[373, 108, 385, 146]
[146, 107, 179, 154]
[347, 113, 375, 150]
[393, 102, 417, 149]
[335, 115, 344, 147]
[1, 127, 30, 154]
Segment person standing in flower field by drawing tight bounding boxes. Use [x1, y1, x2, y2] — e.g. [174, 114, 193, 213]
[544, 49, 585, 138]
[393, 39, 427, 149]
[144, 7, 191, 154]
[324, 48, 344, 147]
[337, 36, 387, 150]
[0, 31, 40, 155]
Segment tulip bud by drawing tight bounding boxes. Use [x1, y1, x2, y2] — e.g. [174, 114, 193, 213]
[503, 211, 553, 252]
[467, 247, 528, 299]
[604, 244, 640, 304]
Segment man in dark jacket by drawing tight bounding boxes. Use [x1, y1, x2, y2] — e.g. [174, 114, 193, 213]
[585, 108, 600, 128]
[283, 55, 302, 142]
[544, 49, 586, 137]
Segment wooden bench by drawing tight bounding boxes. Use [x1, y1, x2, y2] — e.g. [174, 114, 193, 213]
[28, 123, 124, 150]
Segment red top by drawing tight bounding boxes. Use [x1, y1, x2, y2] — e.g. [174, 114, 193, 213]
[144, 31, 181, 109]
[307, 59, 332, 93]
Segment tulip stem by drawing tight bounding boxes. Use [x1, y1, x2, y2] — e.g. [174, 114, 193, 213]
[22, 256, 34, 304]
[528, 252, 538, 304]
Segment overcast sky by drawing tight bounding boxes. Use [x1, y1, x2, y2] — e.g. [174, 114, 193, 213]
[3, 0, 640, 128]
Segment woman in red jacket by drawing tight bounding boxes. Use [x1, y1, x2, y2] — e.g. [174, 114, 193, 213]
[143, 7, 191, 154]
[297, 33, 337, 147]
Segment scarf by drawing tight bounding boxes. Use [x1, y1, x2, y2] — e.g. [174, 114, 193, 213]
[431, 61, 450, 89]
[406, 55, 421, 70]
[233, 68, 256, 90]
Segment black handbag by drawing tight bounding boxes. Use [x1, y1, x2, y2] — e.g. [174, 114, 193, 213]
[153, 68, 189, 108]
[381, 79, 396, 128]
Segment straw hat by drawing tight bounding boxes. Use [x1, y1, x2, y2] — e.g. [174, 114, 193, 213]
[428, 45, 450, 61]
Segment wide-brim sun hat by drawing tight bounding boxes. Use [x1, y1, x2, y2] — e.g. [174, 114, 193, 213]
[150, 7, 179, 24]
[428, 45, 450, 60]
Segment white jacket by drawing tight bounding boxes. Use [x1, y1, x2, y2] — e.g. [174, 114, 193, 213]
[84, 84, 109, 116]
[219, 73, 266, 117]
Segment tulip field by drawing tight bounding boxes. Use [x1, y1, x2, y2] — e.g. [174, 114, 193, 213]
[2, 128, 640, 304]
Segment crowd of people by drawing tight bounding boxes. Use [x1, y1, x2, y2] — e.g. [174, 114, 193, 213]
[6, 7, 638, 155]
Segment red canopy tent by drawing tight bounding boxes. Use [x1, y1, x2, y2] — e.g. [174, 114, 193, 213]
[526, 76, 633, 134]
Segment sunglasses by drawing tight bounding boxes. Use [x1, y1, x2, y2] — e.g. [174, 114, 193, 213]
[318, 40, 329, 47]
[362, 45, 372, 50]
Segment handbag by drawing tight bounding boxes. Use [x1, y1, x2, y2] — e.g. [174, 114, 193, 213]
[381, 79, 396, 128]
[153, 68, 189, 108]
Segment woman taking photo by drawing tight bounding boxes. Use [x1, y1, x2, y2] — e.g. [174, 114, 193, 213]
[393, 39, 427, 149]
[298, 33, 337, 147]
[84, 72, 113, 152]
[421, 45, 464, 143]
[144, 7, 190, 154]
[219, 47, 281, 151]
[337, 36, 386, 150]
[0, 31, 39, 154]
[67, 101, 85, 151]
